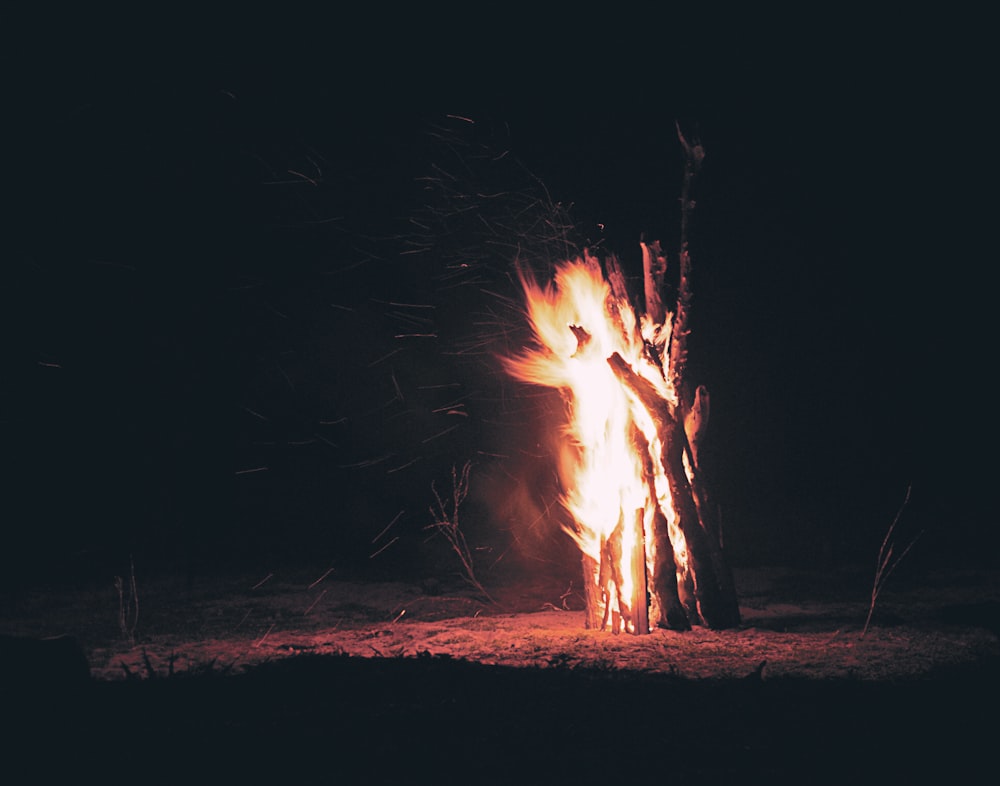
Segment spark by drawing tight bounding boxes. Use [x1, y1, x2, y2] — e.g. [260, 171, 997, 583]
[287, 169, 319, 186]
[233, 610, 252, 632]
[421, 424, 460, 443]
[251, 573, 274, 589]
[308, 567, 335, 588]
[369, 536, 399, 559]
[430, 162, 459, 182]
[235, 467, 268, 475]
[276, 364, 295, 391]
[339, 455, 393, 469]
[385, 301, 435, 309]
[303, 589, 327, 615]
[372, 510, 404, 543]
[253, 624, 275, 648]
[387, 458, 420, 474]
[314, 433, 339, 449]
[431, 399, 468, 414]
[368, 349, 402, 367]
[442, 339, 494, 355]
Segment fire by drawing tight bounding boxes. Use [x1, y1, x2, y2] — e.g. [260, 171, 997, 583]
[506, 251, 691, 633]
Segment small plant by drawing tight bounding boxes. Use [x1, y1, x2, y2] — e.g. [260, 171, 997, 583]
[427, 461, 496, 605]
[115, 555, 139, 646]
[861, 485, 923, 639]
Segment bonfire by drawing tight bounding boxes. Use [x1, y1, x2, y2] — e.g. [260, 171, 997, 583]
[505, 129, 740, 633]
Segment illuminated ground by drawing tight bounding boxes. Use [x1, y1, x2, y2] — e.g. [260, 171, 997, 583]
[4, 564, 998, 780]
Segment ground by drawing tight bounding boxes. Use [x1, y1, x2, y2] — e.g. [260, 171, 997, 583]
[3, 563, 999, 782]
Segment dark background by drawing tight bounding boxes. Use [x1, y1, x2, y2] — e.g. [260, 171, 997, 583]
[4, 24, 991, 588]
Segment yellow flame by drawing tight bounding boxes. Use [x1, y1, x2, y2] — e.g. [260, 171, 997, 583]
[507, 254, 687, 631]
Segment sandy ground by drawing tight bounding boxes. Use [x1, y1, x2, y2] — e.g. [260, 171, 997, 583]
[4, 564, 999, 683]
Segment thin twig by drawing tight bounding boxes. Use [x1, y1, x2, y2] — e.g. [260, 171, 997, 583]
[426, 462, 497, 605]
[254, 624, 275, 648]
[861, 485, 923, 639]
[308, 567, 335, 589]
[115, 555, 139, 646]
[303, 589, 327, 615]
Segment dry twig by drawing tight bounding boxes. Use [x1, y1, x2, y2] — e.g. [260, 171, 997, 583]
[114, 556, 139, 646]
[861, 485, 923, 639]
[427, 461, 496, 605]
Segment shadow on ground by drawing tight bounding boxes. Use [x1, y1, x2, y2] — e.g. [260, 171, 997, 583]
[6, 651, 996, 783]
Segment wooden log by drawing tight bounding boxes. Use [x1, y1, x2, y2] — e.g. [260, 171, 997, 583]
[632, 425, 691, 630]
[683, 384, 710, 473]
[603, 252, 631, 306]
[641, 239, 668, 326]
[685, 448, 740, 622]
[582, 553, 602, 630]
[597, 534, 616, 632]
[651, 505, 695, 629]
[669, 123, 704, 414]
[603, 516, 628, 634]
[676, 387, 739, 618]
[607, 352, 741, 629]
[631, 508, 649, 635]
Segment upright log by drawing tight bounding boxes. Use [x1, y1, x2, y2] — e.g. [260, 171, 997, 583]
[582, 553, 602, 630]
[669, 122, 704, 403]
[633, 425, 692, 630]
[630, 508, 650, 635]
[641, 239, 667, 326]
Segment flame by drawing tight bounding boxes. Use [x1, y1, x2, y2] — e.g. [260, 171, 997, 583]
[506, 252, 689, 633]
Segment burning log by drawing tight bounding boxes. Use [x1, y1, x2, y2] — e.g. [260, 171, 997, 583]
[630, 508, 650, 635]
[641, 239, 667, 326]
[582, 553, 603, 631]
[634, 425, 692, 630]
[599, 519, 627, 633]
[587, 508, 651, 635]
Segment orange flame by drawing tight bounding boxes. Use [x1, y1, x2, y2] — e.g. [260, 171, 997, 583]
[506, 252, 689, 632]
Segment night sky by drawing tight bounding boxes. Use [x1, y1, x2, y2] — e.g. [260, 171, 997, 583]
[6, 33, 990, 587]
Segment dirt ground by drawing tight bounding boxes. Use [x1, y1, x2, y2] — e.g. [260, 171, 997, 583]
[3, 563, 999, 782]
[4, 563, 998, 681]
